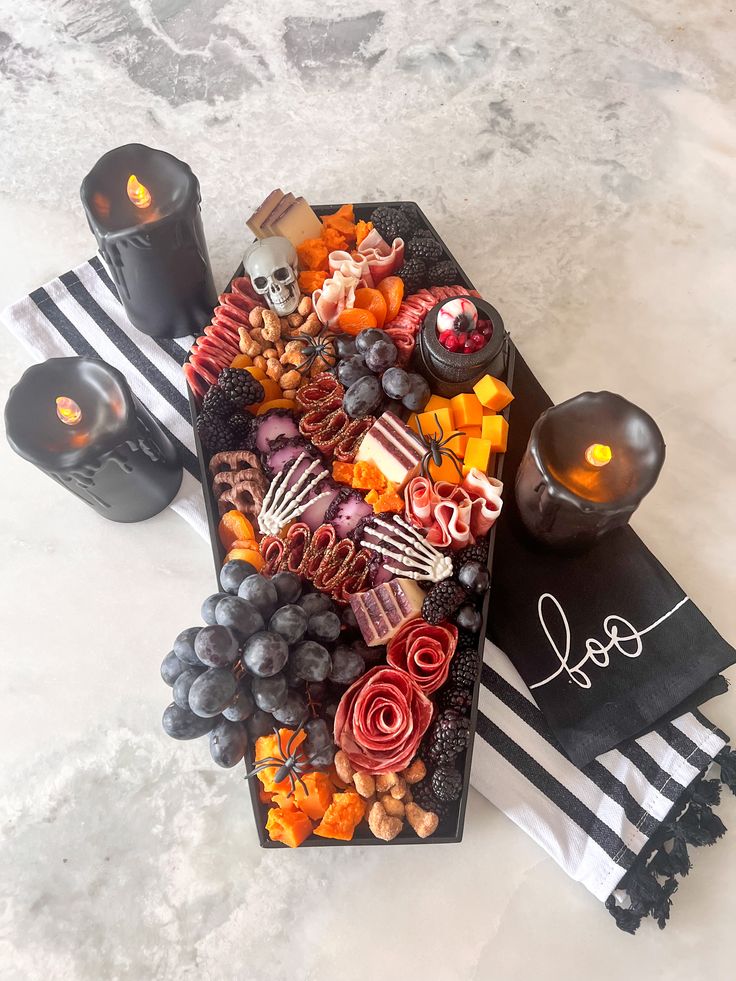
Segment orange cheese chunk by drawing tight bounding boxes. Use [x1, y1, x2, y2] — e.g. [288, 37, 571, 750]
[448, 426, 481, 459]
[473, 374, 514, 411]
[450, 392, 483, 428]
[482, 415, 509, 454]
[427, 455, 464, 484]
[416, 406, 454, 440]
[294, 772, 335, 820]
[266, 804, 313, 848]
[423, 394, 452, 415]
[407, 413, 419, 433]
[463, 436, 492, 475]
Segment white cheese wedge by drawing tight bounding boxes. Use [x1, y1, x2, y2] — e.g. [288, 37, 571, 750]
[270, 196, 323, 246]
[246, 188, 283, 239]
[262, 192, 295, 236]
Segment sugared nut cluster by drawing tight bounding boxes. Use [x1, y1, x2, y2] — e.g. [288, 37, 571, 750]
[238, 296, 331, 397]
[333, 752, 438, 841]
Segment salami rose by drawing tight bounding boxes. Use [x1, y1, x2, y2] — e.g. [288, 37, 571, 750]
[334, 666, 433, 773]
[387, 619, 458, 695]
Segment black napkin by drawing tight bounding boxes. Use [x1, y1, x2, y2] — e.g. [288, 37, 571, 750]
[489, 350, 735, 767]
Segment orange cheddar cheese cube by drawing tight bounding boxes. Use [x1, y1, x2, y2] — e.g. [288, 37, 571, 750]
[447, 426, 481, 459]
[423, 394, 452, 415]
[463, 436, 492, 475]
[473, 375, 514, 411]
[416, 406, 454, 440]
[482, 415, 509, 454]
[426, 454, 463, 484]
[481, 414, 497, 441]
[450, 392, 483, 428]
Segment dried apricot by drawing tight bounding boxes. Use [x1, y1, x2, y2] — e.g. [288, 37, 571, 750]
[244, 365, 267, 381]
[337, 307, 377, 335]
[230, 353, 253, 368]
[377, 276, 404, 323]
[354, 287, 388, 329]
[298, 270, 329, 293]
[256, 398, 297, 414]
[297, 237, 329, 271]
[218, 510, 256, 549]
[224, 546, 264, 569]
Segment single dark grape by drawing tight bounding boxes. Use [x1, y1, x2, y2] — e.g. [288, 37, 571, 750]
[456, 604, 482, 633]
[222, 681, 256, 722]
[304, 718, 331, 753]
[458, 560, 490, 595]
[173, 626, 202, 665]
[308, 611, 342, 644]
[188, 668, 238, 718]
[329, 645, 366, 685]
[269, 604, 309, 644]
[252, 673, 289, 712]
[162, 703, 217, 740]
[298, 593, 334, 617]
[308, 743, 336, 768]
[237, 574, 279, 619]
[209, 718, 248, 768]
[241, 631, 289, 677]
[355, 328, 387, 354]
[172, 666, 205, 709]
[337, 354, 372, 389]
[292, 640, 332, 682]
[402, 373, 431, 412]
[220, 559, 258, 594]
[381, 366, 410, 399]
[161, 650, 186, 686]
[365, 338, 398, 373]
[201, 592, 228, 625]
[214, 596, 264, 640]
[194, 624, 240, 668]
[271, 571, 302, 605]
[271, 690, 308, 726]
[335, 334, 357, 359]
[246, 709, 275, 742]
[353, 639, 384, 664]
[343, 375, 383, 419]
[340, 606, 359, 632]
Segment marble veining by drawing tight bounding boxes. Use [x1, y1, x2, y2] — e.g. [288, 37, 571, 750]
[1, 1, 735, 978]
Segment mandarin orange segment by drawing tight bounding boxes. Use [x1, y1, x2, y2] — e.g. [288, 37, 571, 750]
[354, 287, 388, 329]
[337, 308, 377, 335]
[377, 276, 404, 323]
[230, 353, 253, 368]
[218, 510, 256, 549]
[223, 547, 264, 569]
[298, 270, 329, 293]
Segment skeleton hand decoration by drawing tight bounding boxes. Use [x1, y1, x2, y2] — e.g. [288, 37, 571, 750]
[361, 514, 453, 583]
[244, 236, 301, 316]
[258, 453, 332, 536]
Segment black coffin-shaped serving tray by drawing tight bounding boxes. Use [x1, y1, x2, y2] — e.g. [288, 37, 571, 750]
[187, 202, 516, 846]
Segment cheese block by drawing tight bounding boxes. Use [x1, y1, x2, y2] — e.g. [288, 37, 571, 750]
[415, 406, 453, 440]
[262, 192, 295, 236]
[349, 578, 426, 646]
[356, 411, 425, 489]
[473, 374, 514, 411]
[271, 196, 323, 247]
[247, 188, 283, 238]
[448, 425, 481, 459]
[423, 394, 451, 414]
[463, 436, 492, 475]
[450, 392, 483, 428]
[481, 414, 509, 453]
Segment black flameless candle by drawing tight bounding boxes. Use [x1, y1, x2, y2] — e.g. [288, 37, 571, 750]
[514, 391, 666, 549]
[5, 357, 182, 522]
[80, 144, 216, 338]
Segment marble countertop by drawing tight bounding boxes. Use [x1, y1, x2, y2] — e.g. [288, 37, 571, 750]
[1, 1, 735, 978]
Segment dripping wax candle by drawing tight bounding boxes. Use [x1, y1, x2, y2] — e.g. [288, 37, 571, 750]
[80, 144, 216, 338]
[514, 391, 666, 549]
[4, 357, 182, 522]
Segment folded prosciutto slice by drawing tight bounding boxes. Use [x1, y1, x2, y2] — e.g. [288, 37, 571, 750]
[357, 228, 405, 284]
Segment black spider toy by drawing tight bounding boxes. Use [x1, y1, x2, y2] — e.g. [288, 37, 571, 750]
[284, 328, 338, 376]
[416, 413, 466, 480]
[245, 720, 311, 797]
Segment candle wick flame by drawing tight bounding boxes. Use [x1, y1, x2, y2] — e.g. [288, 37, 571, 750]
[585, 443, 612, 468]
[127, 174, 152, 209]
[56, 397, 82, 426]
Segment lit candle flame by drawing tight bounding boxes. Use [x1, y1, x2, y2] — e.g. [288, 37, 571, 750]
[127, 174, 152, 209]
[56, 397, 82, 426]
[585, 443, 612, 468]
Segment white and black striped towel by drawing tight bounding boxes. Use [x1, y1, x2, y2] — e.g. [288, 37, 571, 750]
[3, 259, 733, 934]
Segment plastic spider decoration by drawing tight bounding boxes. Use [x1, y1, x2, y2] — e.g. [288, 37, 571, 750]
[416, 413, 466, 480]
[285, 328, 338, 376]
[245, 720, 310, 797]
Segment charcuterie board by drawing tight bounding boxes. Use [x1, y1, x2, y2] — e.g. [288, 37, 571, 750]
[176, 201, 515, 846]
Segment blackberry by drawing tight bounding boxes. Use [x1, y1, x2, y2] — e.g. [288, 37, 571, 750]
[217, 368, 265, 407]
[450, 649, 480, 689]
[422, 579, 466, 625]
[439, 685, 473, 715]
[197, 413, 233, 455]
[429, 709, 470, 764]
[229, 413, 252, 445]
[397, 203, 422, 236]
[457, 630, 480, 656]
[411, 777, 449, 818]
[398, 257, 427, 296]
[201, 385, 230, 418]
[427, 259, 460, 287]
[431, 764, 463, 802]
[406, 235, 443, 264]
[369, 206, 412, 243]
[452, 539, 489, 578]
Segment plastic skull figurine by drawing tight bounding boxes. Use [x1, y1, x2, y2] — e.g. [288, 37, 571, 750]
[244, 236, 301, 316]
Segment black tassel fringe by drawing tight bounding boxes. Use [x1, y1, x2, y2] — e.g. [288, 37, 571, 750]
[606, 748, 731, 935]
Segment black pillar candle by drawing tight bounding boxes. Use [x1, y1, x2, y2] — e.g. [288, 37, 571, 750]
[514, 391, 665, 549]
[80, 143, 216, 338]
[5, 357, 183, 522]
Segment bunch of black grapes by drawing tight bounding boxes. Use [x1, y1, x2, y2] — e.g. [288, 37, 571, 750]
[335, 328, 430, 420]
[160, 559, 373, 769]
